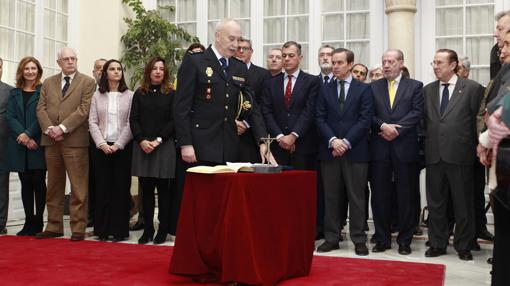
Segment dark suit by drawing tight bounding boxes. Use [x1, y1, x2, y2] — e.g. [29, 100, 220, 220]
[316, 77, 373, 244]
[262, 70, 319, 169]
[174, 46, 266, 164]
[36, 71, 96, 235]
[0, 81, 12, 231]
[370, 76, 424, 248]
[239, 63, 271, 163]
[423, 76, 484, 252]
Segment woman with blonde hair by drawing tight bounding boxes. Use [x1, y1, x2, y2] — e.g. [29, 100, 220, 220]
[2, 57, 46, 236]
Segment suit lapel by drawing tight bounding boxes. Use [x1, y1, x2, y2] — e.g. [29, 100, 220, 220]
[442, 78, 465, 118]
[428, 81, 441, 119]
[392, 78, 408, 110]
[377, 80, 392, 113]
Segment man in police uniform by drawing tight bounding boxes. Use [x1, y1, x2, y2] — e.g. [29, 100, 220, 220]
[174, 18, 270, 165]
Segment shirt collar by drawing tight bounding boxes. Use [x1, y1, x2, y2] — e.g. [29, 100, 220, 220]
[284, 69, 300, 79]
[387, 73, 402, 85]
[440, 74, 458, 86]
[321, 72, 333, 80]
[62, 72, 76, 80]
[247, 62, 251, 70]
[211, 44, 228, 65]
[336, 74, 353, 84]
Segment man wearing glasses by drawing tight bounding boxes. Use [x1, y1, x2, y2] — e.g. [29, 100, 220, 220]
[36, 47, 96, 242]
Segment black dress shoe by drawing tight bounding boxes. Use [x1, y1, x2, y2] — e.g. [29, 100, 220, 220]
[138, 231, 154, 244]
[471, 241, 481, 251]
[425, 247, 446, 257]
[130, 221, 145, 231]
[36, 231, 64, 239]
[154, 232, 167, 244]
[112, 236, 127, 242]
[316, 241, 340, 253]
[354, 243, 369, 256]
[398, 245, 412, 255]
[487, 257, 493, 264]
[0, 227, 7, 235]
[477, 229, 494, 241]
[70, 233, 85, 241]
[458, 250, 473, 261]
[16, 223, 32, 236]
[97, 236, 108, 242]
[372, 244, 391, 253]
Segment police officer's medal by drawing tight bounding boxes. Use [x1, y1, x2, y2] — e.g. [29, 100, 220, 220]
[205, 67, 213, 100]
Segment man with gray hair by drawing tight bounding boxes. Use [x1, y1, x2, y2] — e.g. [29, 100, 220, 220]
[458, 57, 471, 79]
[36, 47, 96, 241]
[0, 57, 12, 235]
[491, 10, 510, 79]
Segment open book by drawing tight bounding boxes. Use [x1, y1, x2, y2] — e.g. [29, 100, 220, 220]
[186, 162, 256, 174]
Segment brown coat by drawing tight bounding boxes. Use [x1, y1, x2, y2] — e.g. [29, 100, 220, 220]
[36, 71, 96, 147]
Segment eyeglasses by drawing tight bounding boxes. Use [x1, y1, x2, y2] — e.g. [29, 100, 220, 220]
[59, 57, 77, 62]
[237, 46, 252, 52]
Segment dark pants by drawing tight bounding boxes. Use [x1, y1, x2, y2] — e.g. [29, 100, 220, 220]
[92, 143, 132, 239]
[492, 195, 510, 286]
[473, 160, 488, 234]
[371, 156, 419, 247]
[0, 170, 9, 228]
[426, 161, 475, 252]
[18, 169, 47, 232]
[322, 157, 368, 244]
[139, 177, 170, 235]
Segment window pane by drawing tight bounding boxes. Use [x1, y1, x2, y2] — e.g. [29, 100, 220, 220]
[288, 0, 308, 15]
[231, 0, 250, 18]
[346, 13, 369, 39]
[264, 18, 284, 43]
[239, 19, 250, 39]
[57, 0, 68, 12]
[346, 41, 369, 66]
[178, 23, 196, 37]
[436, 38, 463, 55]
[346, 0, 369, 10]
[16, 33, 34, 59]
[208, 21, 217, 44]
[321, 0, 342, 12]
[16, 1, 35, 32]
[287, 16, 308, 42]
[0, 28, 15, 59]
[264, 0, 284, 16]
[436, 8, 462, 36]
[43, 39, 55, 67]
[44, 9, 56, 38]
[177, 0, 196, 21]
[208, 0, 227, 20]
[45, 0, 55, 9]
[470, 67, 490, 86]
[436, 0, 463, 5]
[466, 36, 493, 65]
[0, 0, 15, 27]
[323, 14, 343, 41]
[466, 0, 494, 4]
[158, 0, 176, 22]
[322, 41, 343, 49]
[466, 6, 494, 34]
[56, 14, 67, 41]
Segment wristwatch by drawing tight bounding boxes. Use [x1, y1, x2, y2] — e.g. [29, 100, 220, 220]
[156, 137, 163, 143]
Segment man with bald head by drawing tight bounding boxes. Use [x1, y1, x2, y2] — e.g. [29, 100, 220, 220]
[36, 47, 96, 241]
[174, 18, 270, 166]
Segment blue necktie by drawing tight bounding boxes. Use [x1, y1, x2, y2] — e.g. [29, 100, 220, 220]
[440, 83, 449, 115]
[219, 57, 228, 76]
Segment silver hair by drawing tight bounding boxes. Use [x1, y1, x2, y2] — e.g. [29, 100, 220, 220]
[318, 44, 335, 54]
[495, 10, 510, 21]
[57, 47, 77, 59]
[214, 18, 240, 33]
[384, 49, 404, 61]
[459, 57, 471, 70]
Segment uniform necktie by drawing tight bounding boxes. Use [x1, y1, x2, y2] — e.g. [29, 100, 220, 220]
[323, 75, 329, 84]
[62, 76, 71, 97]
[219, 57, 228, 76]
[440, 83, 450, 115]
[389, 80, 396, 108]
[339, 80, 345, 112]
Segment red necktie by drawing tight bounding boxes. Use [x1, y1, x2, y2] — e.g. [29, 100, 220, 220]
[284, 74, 293, 108]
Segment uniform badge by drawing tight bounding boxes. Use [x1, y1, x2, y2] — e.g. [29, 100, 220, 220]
[232, 76, 245, 82]
[206, 67, 213, 77]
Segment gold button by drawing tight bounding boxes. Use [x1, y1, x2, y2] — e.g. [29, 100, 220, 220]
[226, 93, 229, 98]
[195, 124, 199, 128]
[225, 106, 228, 110]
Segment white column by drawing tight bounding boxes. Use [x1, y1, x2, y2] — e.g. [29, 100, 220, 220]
[385, 0, 417, 76]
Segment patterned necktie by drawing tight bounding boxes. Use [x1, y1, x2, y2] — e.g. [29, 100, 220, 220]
[62, 76, 71, 97]
[284, 74, 293, 109]
[440, 83, 450, 115]
[389, 80, 396, 108]
[338, 80, 345, 112]
[219, 57, 228, 76]
[324, 75, 329, 85]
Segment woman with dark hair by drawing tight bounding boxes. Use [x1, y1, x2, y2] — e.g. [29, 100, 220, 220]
[89, 59, 134, 241]
[186, 43, 205, 54]
[3, 57, 46, 236]
[130, 57, 175, 244]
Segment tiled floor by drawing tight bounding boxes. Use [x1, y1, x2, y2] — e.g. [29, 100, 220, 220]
[4, 218, 493, 286]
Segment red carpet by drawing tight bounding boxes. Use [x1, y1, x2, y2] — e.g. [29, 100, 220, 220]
[0, 236, 444, 285]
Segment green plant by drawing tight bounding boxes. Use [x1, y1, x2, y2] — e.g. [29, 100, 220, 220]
[121, 0, 199, 89]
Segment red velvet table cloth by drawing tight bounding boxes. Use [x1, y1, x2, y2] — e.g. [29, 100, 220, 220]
[169, 170, 316, 285]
